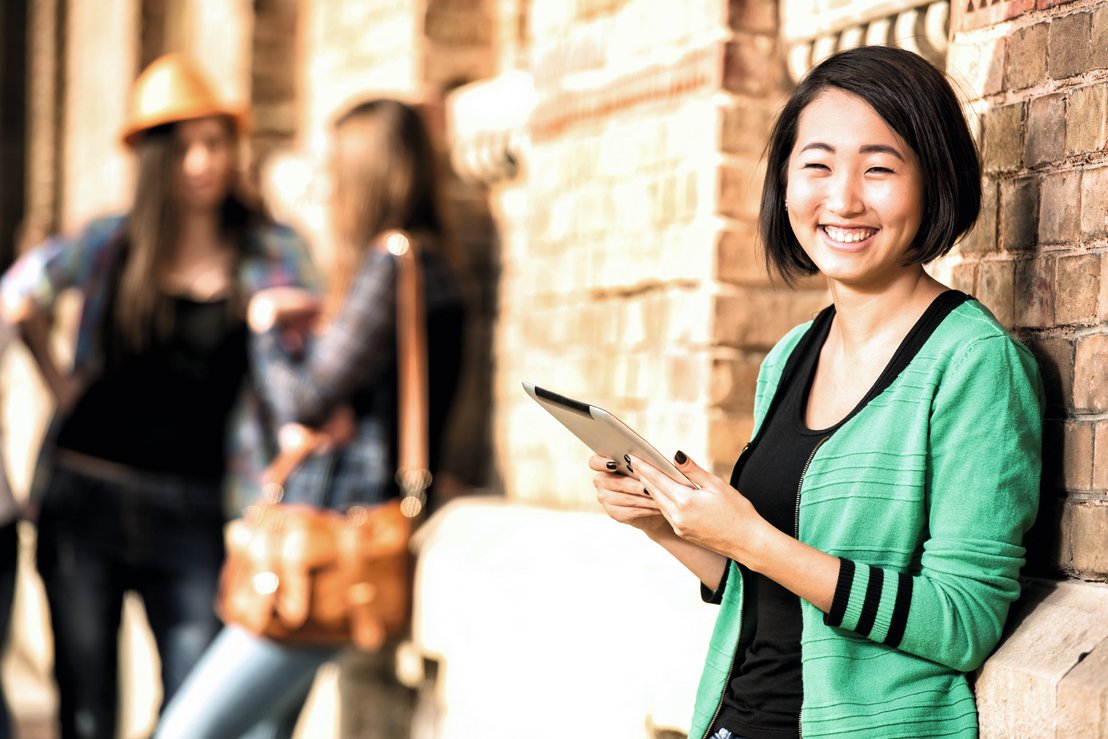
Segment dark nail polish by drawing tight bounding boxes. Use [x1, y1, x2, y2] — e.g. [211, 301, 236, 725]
[642, 487, 650, 497]
[605, 461, 617, 471]
[627, 463, 634, 473]
[623, 454, 632, 464]
[675, 450, 687, 465]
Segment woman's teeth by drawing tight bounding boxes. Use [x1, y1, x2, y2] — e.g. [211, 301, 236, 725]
[823, 225, 877, 243]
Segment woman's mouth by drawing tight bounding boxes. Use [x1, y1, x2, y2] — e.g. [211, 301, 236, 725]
[820, 225, 878, 246]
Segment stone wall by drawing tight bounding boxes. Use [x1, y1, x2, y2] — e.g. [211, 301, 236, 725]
[493, 0, 828, 509]
[947, 0, 1108, 582]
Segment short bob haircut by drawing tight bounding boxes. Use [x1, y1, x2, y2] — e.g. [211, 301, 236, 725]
[759, 46, 981, 283]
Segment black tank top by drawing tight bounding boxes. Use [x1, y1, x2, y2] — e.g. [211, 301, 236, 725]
[56, 294, 249, 480]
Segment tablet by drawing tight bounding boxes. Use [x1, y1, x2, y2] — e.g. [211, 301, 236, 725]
[522, 382, 692, 485]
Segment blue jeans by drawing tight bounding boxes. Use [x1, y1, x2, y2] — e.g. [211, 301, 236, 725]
[154, 625, 337, 739]
[36, 460, 226, 739]
[0, 519, 18, 739]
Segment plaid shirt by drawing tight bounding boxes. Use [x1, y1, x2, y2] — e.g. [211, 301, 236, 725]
[1, 214, 320, 515]
[252, 247, 464, 509]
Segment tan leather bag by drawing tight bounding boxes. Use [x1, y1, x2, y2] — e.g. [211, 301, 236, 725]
[216, 230, 430, 651]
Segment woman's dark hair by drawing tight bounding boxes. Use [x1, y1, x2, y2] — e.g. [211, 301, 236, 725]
[327, 99, 450, 315]
[117, 116, 258, 351]
[759, 46, 981, 283]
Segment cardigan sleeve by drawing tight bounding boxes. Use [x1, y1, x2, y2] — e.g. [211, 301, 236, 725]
[823, 335, 1043, 672]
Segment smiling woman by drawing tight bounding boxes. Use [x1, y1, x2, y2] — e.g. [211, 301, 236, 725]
[589, 46, 1043, 739]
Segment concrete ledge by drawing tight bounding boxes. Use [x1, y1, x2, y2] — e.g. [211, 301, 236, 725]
[409, 497, 717, 739]
[411, 500, 1108, 738]
[976, 579, 1108, 738]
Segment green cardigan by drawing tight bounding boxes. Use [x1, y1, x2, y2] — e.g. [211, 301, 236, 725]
[689, 299, 1043, 738]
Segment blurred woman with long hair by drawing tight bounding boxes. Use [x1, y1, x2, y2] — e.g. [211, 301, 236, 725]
[155, 98, 465, 739]
[0, 55, 316, 739]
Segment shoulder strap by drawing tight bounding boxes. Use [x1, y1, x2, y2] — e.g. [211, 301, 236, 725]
[261, 231, 431, 519]
[379, 231, 431, 518]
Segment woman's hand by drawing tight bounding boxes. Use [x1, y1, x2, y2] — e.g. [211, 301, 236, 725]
[247, 287, 320, 334]
[589, 454, 668, 537]
[632, 452, 768, 565]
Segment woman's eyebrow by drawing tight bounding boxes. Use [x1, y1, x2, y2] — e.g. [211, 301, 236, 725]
[797, 141, 906, 162]
[859, 144, 905, 161]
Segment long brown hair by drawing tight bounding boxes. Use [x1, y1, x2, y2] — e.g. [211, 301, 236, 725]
[327, 99, 448, 314]
[115, 118, 256, 352]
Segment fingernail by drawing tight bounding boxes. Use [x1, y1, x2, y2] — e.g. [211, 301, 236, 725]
[675, 450, 687, 465]
[642, 487, 650, 497]
[623, 454, 631, 464]
[605, 461, 617, 471]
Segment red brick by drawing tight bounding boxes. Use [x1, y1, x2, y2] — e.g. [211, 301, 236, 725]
[1005, 24, 1049, 91]
[720, 104, 776, 156]
[961, 178, 998, 254]
[1058, 499, 1108, 579]
[1049, 12, 1092, 79]
[1024, 335, 1074, 412]
[728, 0, 778, 34]
[1038, 170, 1081, 244]
[722, 33, 776, 97]
[1065, 84, 1108, 157]
[1101, 253, 1108, 323]
[983, 103, 1024, 173]
[1095, 7, 1108, 70]
[716, 227, 771, 286]
[1094, 421, 1108, 491]
[1014, 256, 1055, 328]
[1055, 253, 1102, 326]
[1063, 420, 1095, 491]
[999, 177, 1039, 252]
[1081, 166, 1108, 238]
[1074, 333, 1108, 412]
[977, 259, 1016, 327]
[709, 412, 754, 476]
[1025, 94, 1066, 167]
[709, 353, 763, 412]
[713, 288, 828, 350]
[951, 262, 978, 295]
[717, 161, 765, 221]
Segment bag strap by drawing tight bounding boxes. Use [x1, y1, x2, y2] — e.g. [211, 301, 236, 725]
[260, 230, 431, 519]
[382, 231, 431, 518]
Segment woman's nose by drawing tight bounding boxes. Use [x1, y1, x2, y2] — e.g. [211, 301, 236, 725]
[826, 173, 864, 216]
[182, 144, 211, 176]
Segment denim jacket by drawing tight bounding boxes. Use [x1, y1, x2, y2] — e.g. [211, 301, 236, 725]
[0, 214, 319, 516]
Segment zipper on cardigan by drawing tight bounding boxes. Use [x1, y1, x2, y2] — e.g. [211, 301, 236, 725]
[794, 435, 827, 739]
[794, 436, 827, 539]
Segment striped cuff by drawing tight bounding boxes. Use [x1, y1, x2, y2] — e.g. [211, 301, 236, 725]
[823, 559, 913, 647]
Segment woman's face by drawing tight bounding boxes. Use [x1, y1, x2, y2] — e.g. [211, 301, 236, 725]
[785, 88, 925, 290]
[173, 116, 236, 212]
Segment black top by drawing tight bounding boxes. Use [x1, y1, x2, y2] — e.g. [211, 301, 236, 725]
[56, 295, 249, 480]
[709, 290, 971, 738]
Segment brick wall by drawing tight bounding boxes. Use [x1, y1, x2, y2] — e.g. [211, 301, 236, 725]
[947, 0, 1108, 582]
[493, 0, 827, 508]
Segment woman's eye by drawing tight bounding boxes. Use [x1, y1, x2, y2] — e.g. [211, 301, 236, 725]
[802, 162, 830, 171]
[867, 166, 894, 174]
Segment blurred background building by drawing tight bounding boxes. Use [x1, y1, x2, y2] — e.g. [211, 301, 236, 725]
[0, 0, 1105, 737]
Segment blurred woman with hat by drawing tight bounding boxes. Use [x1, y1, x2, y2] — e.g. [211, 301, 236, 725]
[1, 54, 317, 739]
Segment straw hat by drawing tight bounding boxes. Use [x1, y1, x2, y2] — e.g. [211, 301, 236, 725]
[121, 53, 249, 148]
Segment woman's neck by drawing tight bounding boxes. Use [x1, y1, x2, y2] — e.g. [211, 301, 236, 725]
[175, 209, 226, 258]
[826, 267, 948, 350]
